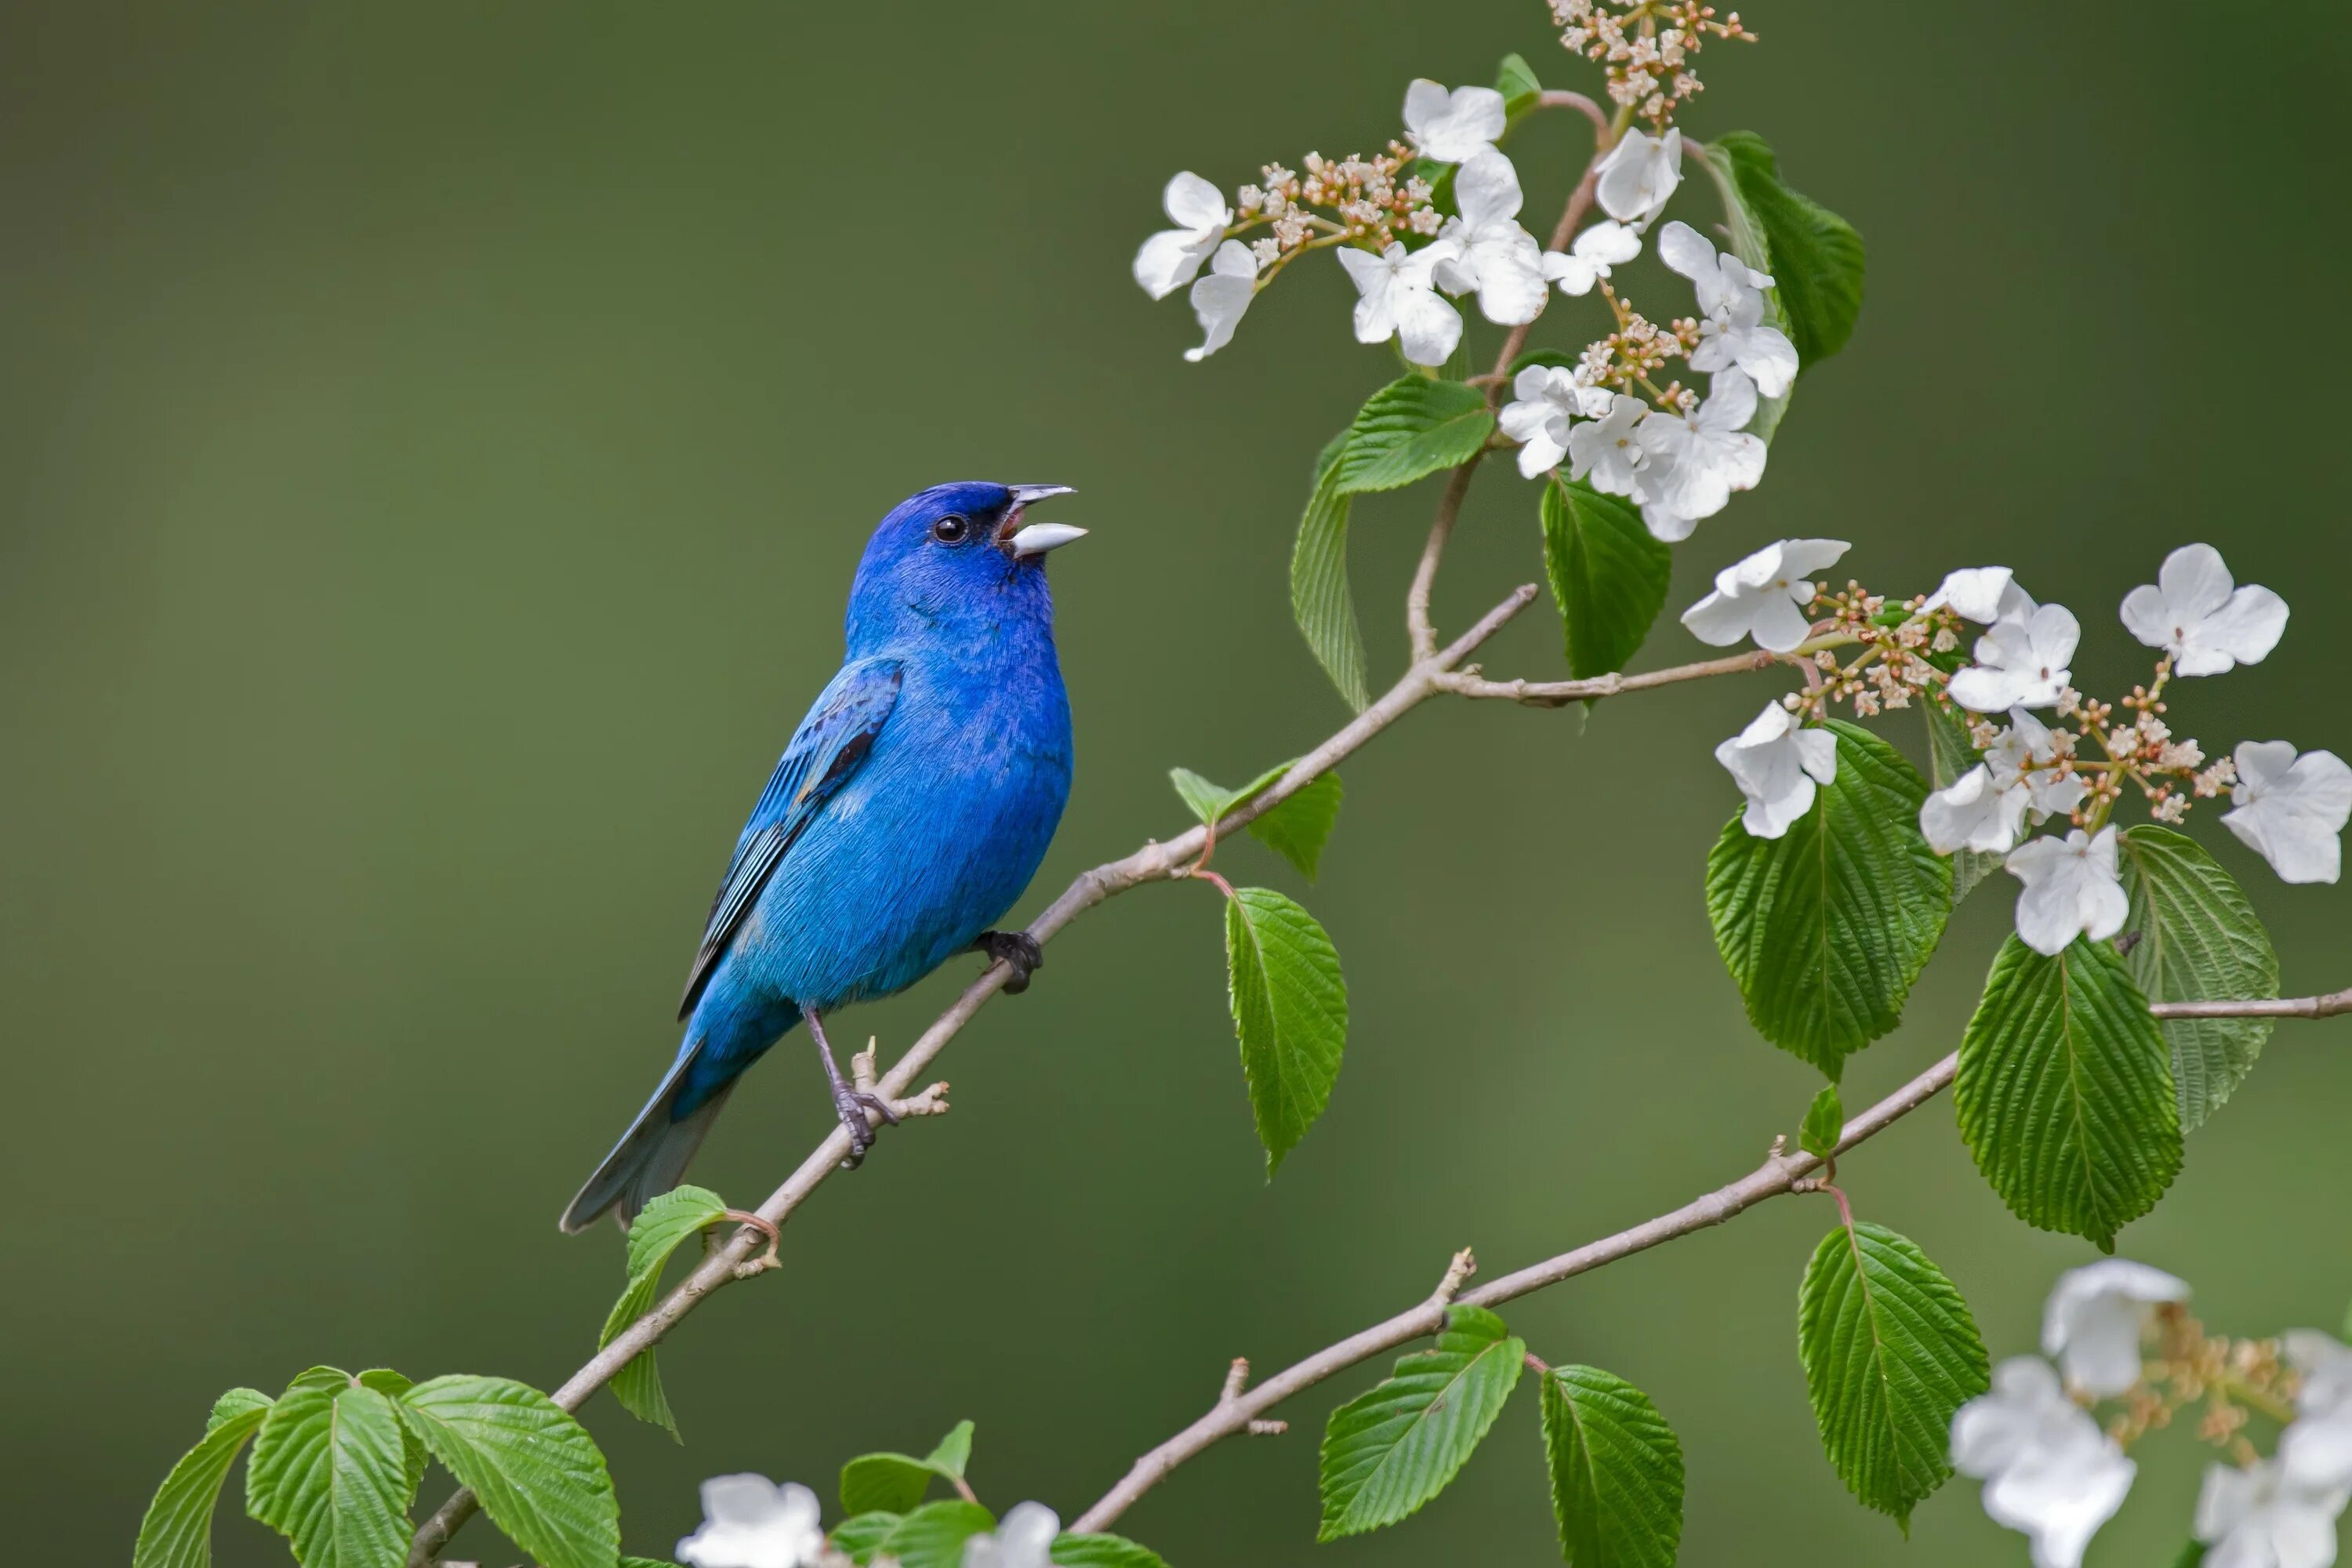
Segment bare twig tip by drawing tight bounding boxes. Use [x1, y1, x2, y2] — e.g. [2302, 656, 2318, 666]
[1430, 1247, 1477, 1308]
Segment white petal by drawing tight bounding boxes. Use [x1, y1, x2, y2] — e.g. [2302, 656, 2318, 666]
[1472, 246, 1550, 325]
[1949, 666, 2027, 713]
[1453, 147, 1525, 227]
[1698, 367, 1758, 431]
[1542, 250, 1599, 296]
[1657, 219, 1716, 281]
[1134, 229, 1214, 299]
[2189, 585, 2288, 673]
[1680, 588, 1755, 646]
[1514, 429, 1567, 478]
[1573, 220, 1643, 264]
[2157, 543, 2236, 621]
[1930, 567, 2022, 625]
[1181, 241, 1257, 361]
[1736, 323, 1801, 398]
[1392, 287, 1465, 366]
[2118, 582, 2173, 653]
[2042, 1259, 2187, 1396]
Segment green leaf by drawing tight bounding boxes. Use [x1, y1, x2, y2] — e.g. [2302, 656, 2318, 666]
[1225, 887, 1348, 1175]
[1705, 721, 1951, 1077]
[1509, 348, 1578, 376]
[1800, 1084, 1844, 1160]
[395, 1374, 620, 1568]
[1798, 1221, 1991, 1527]
[1541, 477, 1673, 681]
[621, 1559, 683, 1568]
[1496, 53, 1544, 121]
[599, 1183, 731, 1439]
[1704, 132, 1866, 369]
[1333, 378, 1493, 493]
[245, 1378, 417, 1568]
[1318, 1304, 1526, 1540]
[2117, 826, 2280, 1131]
[136, 1395, 273, 1568]
[828, 1512, 903, 1566]
[1955, 936, 2183, 1250]
[1539, 1365, 1685, 1568]
[1168, 766, 1241, 826]
[1923, 699, 2002, 904]
[1291, 470, 1369, 712]
[1250, 773, 1342, 880]
[1052, 1534, 1170, 1568]
[839, 1420, 975, 1515]
[871, 1500, 995, 1568]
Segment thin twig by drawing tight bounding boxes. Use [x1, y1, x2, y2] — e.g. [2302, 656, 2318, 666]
[1537, 89, 1610, 132]
[1069, 985, 2350, 1532]
[1436, 646, 1785, 706]
[1406, 460, 1483, 662]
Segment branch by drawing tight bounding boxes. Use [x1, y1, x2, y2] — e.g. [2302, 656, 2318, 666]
[1068, 984, 2352, 1533]
[1436, 646, 1788, 706]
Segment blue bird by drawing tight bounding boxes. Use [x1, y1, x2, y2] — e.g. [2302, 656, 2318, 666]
[560, 481, 1084, 1232]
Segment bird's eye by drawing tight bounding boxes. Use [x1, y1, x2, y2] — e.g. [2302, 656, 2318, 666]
[931, 514, 970, 544]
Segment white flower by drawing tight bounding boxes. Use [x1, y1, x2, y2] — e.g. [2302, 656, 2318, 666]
[1948, 602, 2081, 712]
[1499, 365, 1606, 477]
[1134, 172, 1231, 300]
[1715, 702, 1837, 839]
[1926, 566, 2036, 626]
[1183, 241, 1256, 362]
[1566, 391, 1651, 496]
[2196, 1459, 2350, 1568]
[2222, 742, 2352, 884]
[2042, 1259, 2190, 1397]
[1541, 220, 1642, 296]
[1635, 368, 1767, 541]
[1657, 220, 1799, 398]
[2122, 543, 2289, 677]
[962, 1501, 1061, 1568]
[1337, 239, 1465, 367]
[1401, 78, 1506, 163]
[1432, 149, 1548, 325]
[1679, 537, 1849, 652]
[2283, 1332, 2352, 1494]
[676, 1476, 825, 1568]
[1952, 1357, 2136, 1568]
[1988, 708, 2091, 822]
[1922, 765, 2031, 856]
[1593, 127, 1682, 226]
[2005, 826, 2128, 956]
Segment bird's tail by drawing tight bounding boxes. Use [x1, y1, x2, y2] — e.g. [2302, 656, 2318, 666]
[558, 1047, 737, 1234]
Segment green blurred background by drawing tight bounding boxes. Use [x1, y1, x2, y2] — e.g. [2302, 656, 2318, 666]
[5, 2, 2349, 1563]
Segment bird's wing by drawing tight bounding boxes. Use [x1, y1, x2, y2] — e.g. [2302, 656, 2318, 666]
[677, 659, 905, 1019]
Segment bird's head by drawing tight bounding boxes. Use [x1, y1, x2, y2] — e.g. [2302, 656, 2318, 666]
[845, 481, 1085, 649]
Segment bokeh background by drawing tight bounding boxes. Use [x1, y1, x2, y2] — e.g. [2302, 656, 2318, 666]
[5, 2, 2350, 1563]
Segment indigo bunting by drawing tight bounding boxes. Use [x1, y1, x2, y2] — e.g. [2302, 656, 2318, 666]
[561, 482, 1084, 1232]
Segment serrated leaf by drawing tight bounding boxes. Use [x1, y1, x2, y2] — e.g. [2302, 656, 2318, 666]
[828, 1511, 902, 1565]
[1249, 773, 1342, 880]
[1168, 767, 1240, 826]
[599, 1183, 731, 1439]
[839, 1421, 975, 1516]
[1052, 1534, 1169, 1568]
[1318, 1305, 1525, 1540]
[1955, 936, 2183, 1250]
[1540, 1365, 1684, 1568]
[1923, 699, 2002, 903]
[136, 1396, 272, 1568]
[1798, 1222, 1990, 1527]
[2117, 826, 2279, 1131]
[1225, 887, 1348, 1174]
[872, 1500, 994, 1568]
[245, 1380, 417, 1568]
[395, 1374, 619, 1568]
[1334, 378, 1494, 493]
[1707, 132, 1865, 371]
[1705, 722, 1951, 1077]
[922, 1418, 974, 1479]
[1291, 472, 1369, 711]
[1541, 477, 1672, 681]
[1800, 1084, 1844, 1160]
[1497, 53, 1543, 120]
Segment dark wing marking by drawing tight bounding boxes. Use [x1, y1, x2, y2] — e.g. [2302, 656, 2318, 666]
[677, 659, 903, 1018]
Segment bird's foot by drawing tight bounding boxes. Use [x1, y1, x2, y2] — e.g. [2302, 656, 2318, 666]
[831, 1082, 900, 1170]
[975, 929, 1044, 994]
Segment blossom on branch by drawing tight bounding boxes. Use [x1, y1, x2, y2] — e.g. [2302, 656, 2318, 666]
[1567, 391, 1653, 495]
[2222, 741, 2352, 884]
[1679, 536, 1848, 652]
[1659, 220, 1798, 397]
[1337, 238, 1465, 367]
[962, 1501, 1062, 1568]
[1635, 368, 1767, 540]
[1432, 149, 1550, 325]
[1594, 127, 1682, 226]
[1922, 764, 2031, 855]
[1949, 602, 2080, 712]
[676, 1475, 826, 1568]
[1500, 365, 1609, 477]
[2194, 1458, 2349, 1568]
[1134, 172, 1232, 299]
[1183, 241, 1258, 362]
[1987, 708, 2089, 822]
[2005, 826, 2127, 955]
[1401, 78, 1506, 163]
[2121, 543, 2289, 677]
[1715, 702, 1836, 838]
[2041, 1258, 2188, 1397]
[1951, 1357, 2136, 1568]
[1541, 220, 1642, 296]
[1926, 565, 2034, 626]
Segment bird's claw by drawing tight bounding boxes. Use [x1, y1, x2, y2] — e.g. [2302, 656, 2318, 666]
[832, 1087, 898, 1170]
[976, 929, 1044, 994]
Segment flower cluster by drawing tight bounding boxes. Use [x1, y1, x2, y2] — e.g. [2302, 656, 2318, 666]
[1548, 0, 1758, 128]
[673, 1472, 1065, 1568]
[1701, 540, 2347, 954]
[1953, 1261, 2352, 1568]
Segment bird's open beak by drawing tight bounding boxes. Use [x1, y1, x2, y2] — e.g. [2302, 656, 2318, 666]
[1001, 483, 1086, 558]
